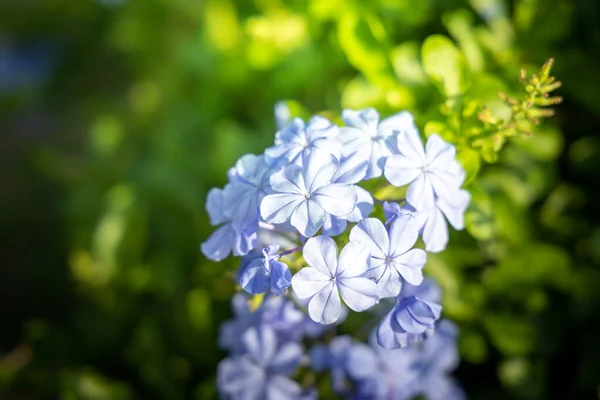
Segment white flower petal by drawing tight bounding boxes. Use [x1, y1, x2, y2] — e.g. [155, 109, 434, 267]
[302, 235, 338, 276]
[338, 276, 378, 312]
[303, 149, 338, 193]
[425, 134, 456, 167]
[290, 200, 326, 237]
[269, 164, 306, 194]
[349, 218, 389, 259]
[393, 248, 426, 285]
[260, 194, 303, 225]
[422, 208, 449, 253]
[406, 173, 435, 211]
[337, 241, 370, 278]
[347, 186, 374, 222]
[312, 184, 357, 217]
[438, 189, 471, 230]
[291, 267, 331, 299]
[384, 154, 421, 187]
[388, 216, 420, 257]
[366, 262, 401, 298]
[308, 282, 341, 325]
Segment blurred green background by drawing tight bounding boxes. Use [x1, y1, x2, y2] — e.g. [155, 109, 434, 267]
[1, 0, 600, 398]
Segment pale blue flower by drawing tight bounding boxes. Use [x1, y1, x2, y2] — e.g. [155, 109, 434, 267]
[217, 326, 303, 400]
[322, 151, 374, 236]
[219, 293, 305, 354]
[223, 154, 274, 232]
[260, 150, 357, 238]
[376, 292, 442, 349]
[384, 188, 470, 253]
[385, 133, 465, 211]
[201, 188, 257, 261]
[309, 336, 354, 395]
[340, 108, 417, 179]
[291, 290, 349, 338]
[291, 236, 378, 324]
[346, 340, 416, 399]
[349, 217, 427, 298]
[265, 116, 342, 167]
[401, 320, 465, 400]
[239, 245, 292, 296]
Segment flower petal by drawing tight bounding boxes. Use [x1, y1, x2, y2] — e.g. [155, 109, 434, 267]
[308, 282, 341, 324]
[349, 218, 389, 259]
[302, 235, 338, 276]
[346, 186, 373, 222]
[290, 199, 326, 237]
[425, 134, 456, 168]
[437, 189, 470, 230]
[217, 357, 264, 396]
[388, 216, 420, 256]
[396, 127, 426, 162]
[422, 208, 449, 253]
[334, 151, 368, 184]
[270, 261, 292, 295]
[365, 262, 401, 298]
[291, 267, 331, 299]
[337, 276, 378, 312]
[341, 108, 380, 133]
[303, 149, 339, 193]
[321, 214, 348, 237]
[269, 163, 306, 194]
[265, 375, 302, 400]
[223, 183, 259, 232]
[337, 241, 370, 278]
[206, 188, 228, 225]
[406, 173, 435, 211]
[312, 184, 357, 217]
[376, 308, 406, 349]
[260, 194, 303, 225]
[393, 248, 426, 285]
[201, 224, 233, 261]
[384, 154, 421, 187]
[239, 258, 270, 295]
[270, 342, 303, 374]
[394, 300, 429, 334]
[242, 326, 278, 366]
[378, 111, 416, 134]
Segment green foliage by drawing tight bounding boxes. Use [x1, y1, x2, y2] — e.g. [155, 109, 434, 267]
[2, 0, 600, 399]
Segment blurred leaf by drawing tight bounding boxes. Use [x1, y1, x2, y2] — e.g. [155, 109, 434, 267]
[338, 11, 396, 88]
[457, 146, 481, 185]
[484, 314, 535, 356]
[390, 41, 428, 85]
[512, 125, 564, 162]
[421, 34, 469, 97]
[465, 187, 494, 240]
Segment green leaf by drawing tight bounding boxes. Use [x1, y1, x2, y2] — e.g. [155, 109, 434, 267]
[484, 314, 535, 356]
[390, 41, 428, 85]
[338, 12, 396, 88]
[512, 126, 564, 162]
[457, 146, 481, 185]
[424, 120, 456, 142]
[421, 34, 469, 97]
[465, 187, 494, 240]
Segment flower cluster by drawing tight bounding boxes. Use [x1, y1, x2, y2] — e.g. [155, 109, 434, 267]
[204, 105, 470, 399]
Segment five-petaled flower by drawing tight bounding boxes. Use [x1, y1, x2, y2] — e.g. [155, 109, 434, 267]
[385, 133, 464, 211]
[350, 217, 427, 298]
[260, 150, 357, 238]
[291, 236, 378, 324]
[340, 108, 417, 180]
